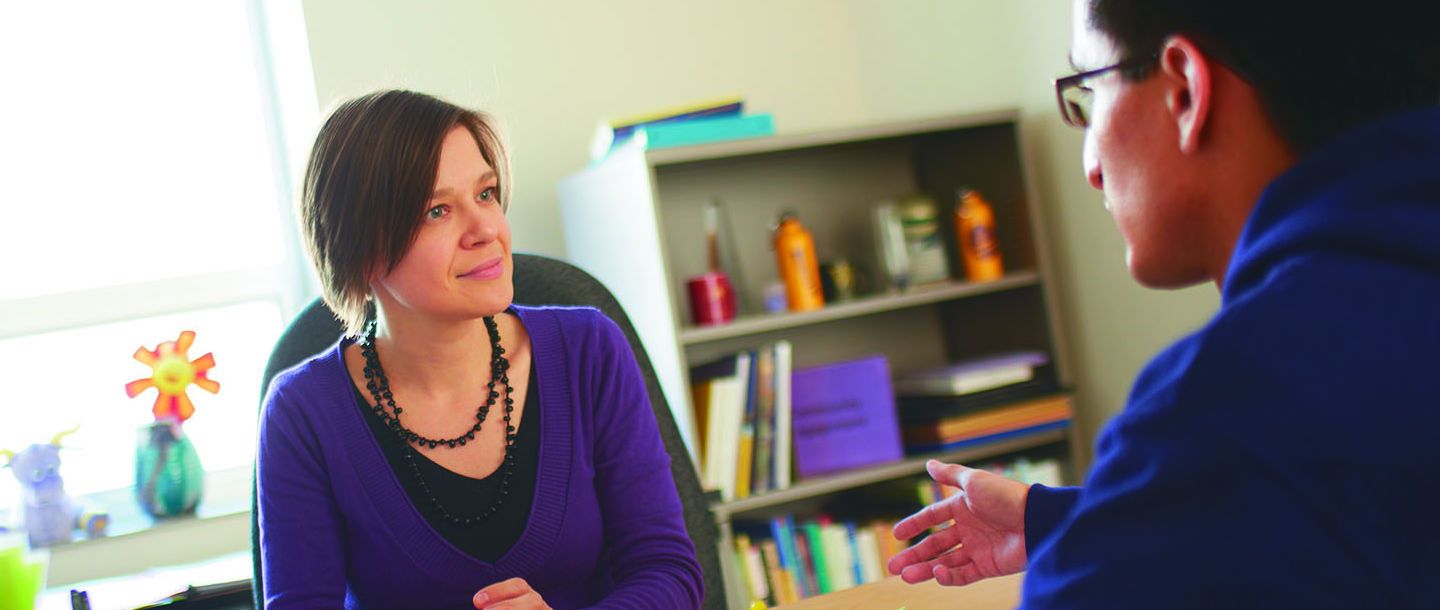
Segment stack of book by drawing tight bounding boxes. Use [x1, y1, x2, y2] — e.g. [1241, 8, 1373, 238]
[896, 351, 1072, 454]
[733, 514, 906, 606]
[590, 95, 776, 160]
[690, 341, 793, 502]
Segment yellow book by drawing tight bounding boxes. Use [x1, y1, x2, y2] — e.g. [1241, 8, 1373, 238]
[735, 430, 754, 499]
[607, 95, 743, 129]
[905, 395, 1073, 444]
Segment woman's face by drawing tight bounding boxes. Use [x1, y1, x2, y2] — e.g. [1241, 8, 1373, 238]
[371, 125, 513, 322]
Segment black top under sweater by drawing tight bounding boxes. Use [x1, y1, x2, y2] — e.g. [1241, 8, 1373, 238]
[352, 364, 539, 563]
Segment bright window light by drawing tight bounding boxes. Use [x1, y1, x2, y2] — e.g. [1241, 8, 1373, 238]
[0, 301, 284, 510]
[0, 1, 289, 300]
[0, 0, 318, 526]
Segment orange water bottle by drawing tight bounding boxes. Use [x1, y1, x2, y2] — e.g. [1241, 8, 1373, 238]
[955, 188, 1004, 282]
[773, 212, 825, 311]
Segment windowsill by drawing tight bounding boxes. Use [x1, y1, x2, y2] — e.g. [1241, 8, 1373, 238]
[5, 466, 255, 586]
[41, 549, 253, 610]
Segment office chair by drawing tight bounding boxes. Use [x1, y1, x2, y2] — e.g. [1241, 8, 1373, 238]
[251, 253, 725, 610]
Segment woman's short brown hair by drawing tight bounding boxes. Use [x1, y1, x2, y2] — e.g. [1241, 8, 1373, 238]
[299, 90, 511, 337]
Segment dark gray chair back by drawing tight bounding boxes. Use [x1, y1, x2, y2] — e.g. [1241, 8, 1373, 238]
[251, 253, 725, 610]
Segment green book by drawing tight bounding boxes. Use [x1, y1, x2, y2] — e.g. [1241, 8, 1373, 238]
[640, 114, 775, 150]
[802, 521, 833, 594]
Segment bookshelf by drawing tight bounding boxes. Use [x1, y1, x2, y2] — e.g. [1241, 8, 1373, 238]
[712, 427, 1066, 520]
[679, 272, 1040, 345]
[559, 110, 1078, 609]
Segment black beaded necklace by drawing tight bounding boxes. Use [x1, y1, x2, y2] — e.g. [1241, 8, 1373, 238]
[359, 315, 516, 525]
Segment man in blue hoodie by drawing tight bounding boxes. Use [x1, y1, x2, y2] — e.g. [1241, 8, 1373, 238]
[887, 0, 1440, 607]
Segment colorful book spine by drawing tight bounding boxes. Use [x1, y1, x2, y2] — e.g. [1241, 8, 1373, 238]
[640, 114, 775, 150]
[845, 522, 866, 587]
[774, 341, 793, 490]
[736, 534, 769, 604]
[904, 420, 1072, 454]
[750, 346, 776, 495]
[759, 539, 794, 605]
[801, 521, 832, 594]
[608, 96, 744, 141]
[771, 515, 812, 599]
[735, 350, 759, 499]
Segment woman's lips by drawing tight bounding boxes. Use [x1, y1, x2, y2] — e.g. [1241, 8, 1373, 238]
[459, 257, 503, 280]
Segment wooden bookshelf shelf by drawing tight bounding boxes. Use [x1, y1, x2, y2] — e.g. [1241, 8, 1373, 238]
[560, 110, 1079, 610]
[679, 272, 1040, 345]
[711, 426, 1067, 520]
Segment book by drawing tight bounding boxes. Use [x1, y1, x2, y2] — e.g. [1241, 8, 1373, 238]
[897, 375, 1062, 423]
[802, 521, 833, 594]
[770, 515, 813, 599]
[750, 346, 776, 496]
[902, 394, 1074, 445]
[853, 527, 885, 585]
[793, 522, 820, 596]
[871, 520, 903, 568]
[844, 522, 866, 587]
[904, 420, 1072, 454]
[773, 341, 793, 490]
[893, 351, 1049, 397]
[736, 534, 770, 603]
[759, 539, 795, 605]
[638, 114, 775, 150]
[608, 95, 743, 141]
[791, 355, 903, 478]
[821, 523, 855, 591]
[690, 379, 713, 464]
[591, 95, 744, 159]
[691, 352, 752, 500]
[735, 350, 759, 499]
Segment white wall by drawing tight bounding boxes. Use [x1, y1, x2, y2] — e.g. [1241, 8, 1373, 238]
[297, 0, 1221, 464]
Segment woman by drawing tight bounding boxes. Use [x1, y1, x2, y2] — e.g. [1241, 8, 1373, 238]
[256, 90, 704, 610]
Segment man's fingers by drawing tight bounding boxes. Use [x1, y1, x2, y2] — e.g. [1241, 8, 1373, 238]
[894, 499, 953, 540]
[899, 544, 974, 585]
[926, 459, 976, 489]
[887, 526, 963, 575]
[899, 560, 939, 584]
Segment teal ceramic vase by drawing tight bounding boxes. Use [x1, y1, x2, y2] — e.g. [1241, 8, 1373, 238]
[134, 421, 203, 517]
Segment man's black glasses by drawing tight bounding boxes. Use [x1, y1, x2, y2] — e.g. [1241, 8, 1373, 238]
[1053, 55, 1158, 129]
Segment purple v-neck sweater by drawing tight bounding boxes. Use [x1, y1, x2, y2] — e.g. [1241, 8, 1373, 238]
[257, 306, 703, 609]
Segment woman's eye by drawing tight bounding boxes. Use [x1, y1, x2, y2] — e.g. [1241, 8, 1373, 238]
[478, 187, 497, 203]
[426, 205, 449, 220]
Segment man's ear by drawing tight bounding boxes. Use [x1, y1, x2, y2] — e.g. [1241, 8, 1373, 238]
[1159, 35, 1213, 155]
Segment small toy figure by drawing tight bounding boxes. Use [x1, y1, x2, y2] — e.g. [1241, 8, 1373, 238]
[125, 331, 220, 517]
[125, 330, 220, 424]
[1, 427, 109, 548]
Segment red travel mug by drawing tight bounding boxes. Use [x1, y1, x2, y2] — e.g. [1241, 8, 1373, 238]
[686, 271, 737, 326]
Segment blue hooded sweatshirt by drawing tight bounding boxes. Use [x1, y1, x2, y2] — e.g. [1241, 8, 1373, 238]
[1020, 107, 1440, 609]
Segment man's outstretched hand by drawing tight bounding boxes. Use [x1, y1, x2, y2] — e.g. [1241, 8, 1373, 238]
[887, 460, 1030, 587]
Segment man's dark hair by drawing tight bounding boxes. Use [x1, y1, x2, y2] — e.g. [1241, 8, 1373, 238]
[1089, 0, 1440, 153]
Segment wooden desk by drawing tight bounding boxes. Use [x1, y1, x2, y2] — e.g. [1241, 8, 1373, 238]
[775, 573, 1022, 610]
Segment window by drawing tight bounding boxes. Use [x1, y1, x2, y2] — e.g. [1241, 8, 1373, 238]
[0, 0, 317, 517]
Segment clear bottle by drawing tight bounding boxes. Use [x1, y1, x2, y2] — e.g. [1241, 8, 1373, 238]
[955, 187, 1004, 282]
[772, 212, 825, 312]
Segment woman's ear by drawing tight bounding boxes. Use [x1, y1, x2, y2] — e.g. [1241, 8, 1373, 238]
[1159, 35, 1213, 155]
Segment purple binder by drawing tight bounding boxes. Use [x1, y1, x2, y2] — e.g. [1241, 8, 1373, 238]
[791, 355, 903, 478]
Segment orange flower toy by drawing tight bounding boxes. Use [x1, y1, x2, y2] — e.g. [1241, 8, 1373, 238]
[125, 331, 219, 517]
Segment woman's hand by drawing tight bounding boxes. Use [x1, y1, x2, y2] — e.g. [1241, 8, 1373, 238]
[473, 577, 552, 610]
[887, 460, 1030, 587]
